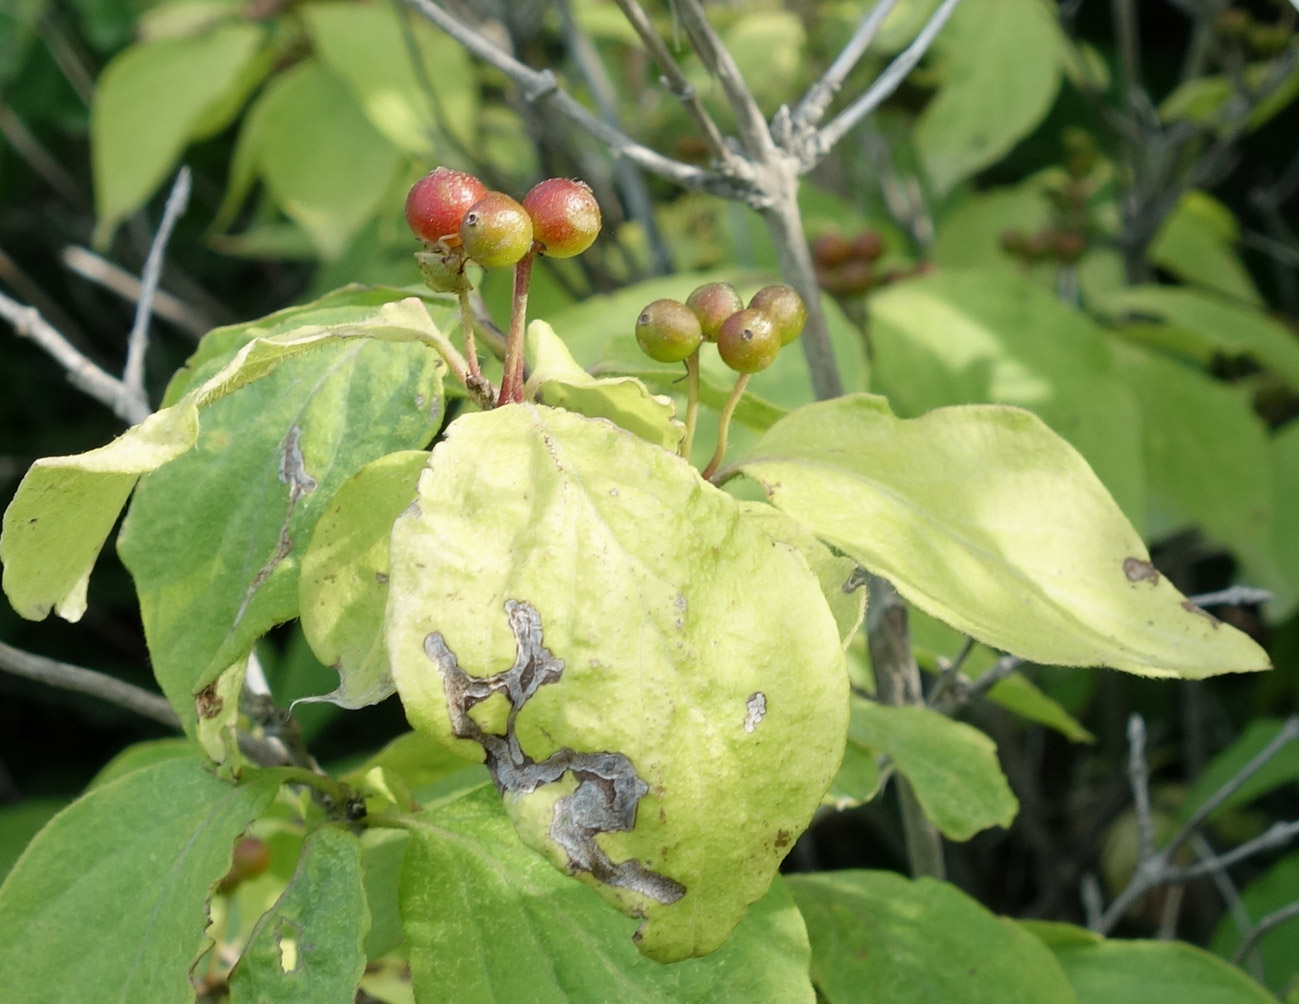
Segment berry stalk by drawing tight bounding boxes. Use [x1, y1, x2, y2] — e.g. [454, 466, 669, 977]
[701, 373, 750, 481]
[498, 247, 537, 405]
[681, 349, 701, 460]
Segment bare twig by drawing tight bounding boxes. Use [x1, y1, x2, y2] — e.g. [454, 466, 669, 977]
[610, 0, 730, 162]
[402, 0, 736, 198]
[868, 576, 945, 879]
[1188, 585, 1273, 607]
[123, 168, 191, 403]
[0, 290, 149, 424]
[1191, 832, 1263, 982]
[809, 0, 963, 167]
[793, 0, 902, 129]
[62, 246, 210, 337]
[929, 652, 1024, 714]
[0, 103, 83, 206]
[1127, 715, 1159, 863]
[0, 640, 180, 728]
[1233, 900, 1299, 968]
[1094, 715, 1299, 933]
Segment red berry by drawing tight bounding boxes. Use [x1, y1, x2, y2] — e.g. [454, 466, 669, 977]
[218, 836, 271, 892]
[522, 178, 602, 258]
[811, 232, 853, 268]
[635, 299, 702, 363]
[405, 167, 486, 245]
[686, 282, 744, 342]
[460, 192, 534, 268]
[748, 284, 806, 347]
[851, 231, 885, 262]
[717, 308, 780, 373]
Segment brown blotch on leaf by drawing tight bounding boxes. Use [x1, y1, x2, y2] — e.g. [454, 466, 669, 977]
[1182, 600, 1222, 628]
[774, 829, 792, 850]
[1123, 557, 1160, 585]
[195, 683, 223, 719]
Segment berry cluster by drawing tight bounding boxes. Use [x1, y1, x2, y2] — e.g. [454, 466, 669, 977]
[405, 168, 602, 275]
[403, 168, 603, 406]
[999, 227, 1087, 265]
[635, 282, 806, 374]
[811, 230, 884, 297]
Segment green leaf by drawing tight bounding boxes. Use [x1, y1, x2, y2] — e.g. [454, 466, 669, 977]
[249, 60, 404, 259]
[299, 450, 429, 709]
[229, 826, 369, 1004]
[849, 697, 1017, 839]
[86, 737, 198, 790]
[1, 296, 445, 628]
[386, 405, 847, 960]
[868, 268, 1146, 526]
[720, 10, 806, 115]
[1110, 341, 1289, 615]
[91, 23, 265, 245]
[915, 0, 1064, 197]
[302, 1, 477, 155]
[736, 394, 1271, 678]
[0, 798, 65, 881]
[116, 298, 447, 731]
[1149, 192, 1262, 306]
[932, 185, 1054, 268]
[401, 785, 816, 1001]
[0, 759, 282, 1004]
[1049, 937, 1278, 1004]
[526, 320, 684, 451]
[1160, 59, 1299, 135]
[739, 502, 866, 647]
[788, 870, 1078, 1004]
[1211, 853, 1299, 993]
[1100, 286, 1299, 390]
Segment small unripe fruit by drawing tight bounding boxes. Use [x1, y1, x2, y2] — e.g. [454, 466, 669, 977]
[851, 231, 885, 262]
[635, 299, 702, 363]
[748, 284, 806, 346]
[405, 167, 487, 245]
[717, 308, 780, 373]
[218, 836, 271, 892]
[460, 192, 534, 268]
[811, 232, 853, 267]
[522, 178, 602, 258]
[686, 282, 744, 342]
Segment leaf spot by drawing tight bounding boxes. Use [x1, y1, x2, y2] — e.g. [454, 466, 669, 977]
[374, 571, 389, 584]
[743, 691, 767, 733]
[1123, 557, 1160, 585]
[195, 682, 223, 719]
[1182, 600, 1221, 628]
[424, 600, 686, 905]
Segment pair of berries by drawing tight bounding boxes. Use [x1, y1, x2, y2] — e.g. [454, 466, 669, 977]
[405, 168, 602, 267]
[812, 229, 886, 297]
[635, 282, 806, 374]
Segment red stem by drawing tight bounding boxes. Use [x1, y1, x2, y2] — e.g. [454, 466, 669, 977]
[498, 248, 537, 405]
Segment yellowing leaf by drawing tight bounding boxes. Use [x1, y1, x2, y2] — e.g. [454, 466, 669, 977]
[736, 395, 1270, 678]
[386, 405, 847, 961]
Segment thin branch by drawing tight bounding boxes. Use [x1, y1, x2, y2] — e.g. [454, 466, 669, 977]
[62, 246, 209, 337]
[0, 640, 180, 729]
[809, 0, 963, 168]
[669, 0, 777, 161]
[1127, 715, 1159, 863]
[0, 102, 84, 206]
[402, 0, 740, 199]
[1233, 900, 1299, 967]
[1171, 819, 1299, 881]
[930, 652, 1024, 714]
[1188, 585, 1273, 607]
[123, 167, 191, 402]
[792, 0, 901, 129]
[0, 290, 150, 424]
[610, 0, 729, 162]
[1192, 833, 1263, 982]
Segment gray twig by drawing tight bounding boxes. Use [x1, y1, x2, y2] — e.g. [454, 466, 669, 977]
[1094, 715, 1299, 934]
[0, 640, 179, 729]
[1192, 833, 1263, 982]
[1233, 899, 1299, 968]
[611, 0, 730, 162]
[810, 0, 963, 166]
[793, 0, 901, 129]
[123, 167, 191, 403]
[1127, 715, 1159, 862]
[62, 245, 209, 337]
[0, 290, 149, 424]
[1188, 585, 1273, 607]
[402, 0, 734, 198]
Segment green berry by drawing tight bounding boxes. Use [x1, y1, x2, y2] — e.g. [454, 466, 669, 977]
[522, 178, 602, 258]
[460, 192, 534, 268]
[686, 282, 744, 342]
[635, 299, 702, 363]
[717, 308, 780, 373]
[405, 167, 487, 245]
[748, 284, 806, 347]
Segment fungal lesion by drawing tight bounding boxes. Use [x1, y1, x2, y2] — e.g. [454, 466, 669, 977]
[423, 599, 686, 905]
